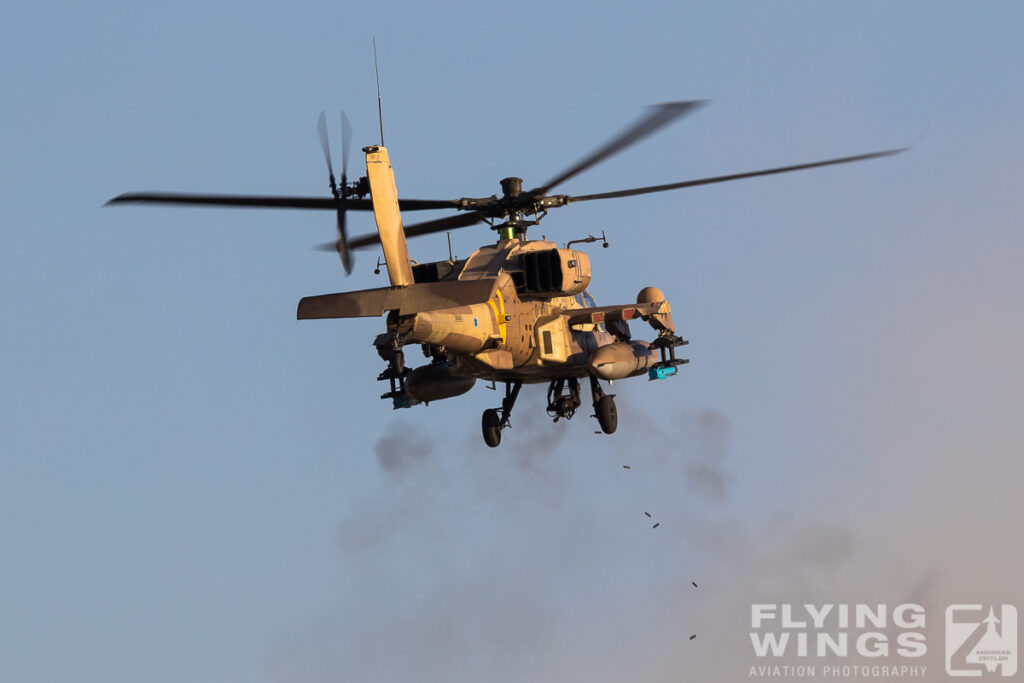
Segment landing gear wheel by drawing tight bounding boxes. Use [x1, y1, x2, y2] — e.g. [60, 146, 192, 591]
[596, 395, 618, 434]
[482, 408, 502, 448]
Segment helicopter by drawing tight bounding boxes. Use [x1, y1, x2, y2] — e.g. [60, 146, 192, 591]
[107, 101, 903, 447]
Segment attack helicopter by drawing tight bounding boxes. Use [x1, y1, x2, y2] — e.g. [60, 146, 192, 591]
[107, 101, 903, 447]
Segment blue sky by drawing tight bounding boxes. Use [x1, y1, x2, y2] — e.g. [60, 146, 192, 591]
[2, 2, 1023, 681]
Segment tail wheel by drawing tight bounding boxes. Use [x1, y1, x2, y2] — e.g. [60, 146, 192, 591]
[596, 395, 618, 434]
[482, 408, 502, 447]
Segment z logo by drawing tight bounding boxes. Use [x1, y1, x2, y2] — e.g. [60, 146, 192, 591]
[946, 605, 1017, 677]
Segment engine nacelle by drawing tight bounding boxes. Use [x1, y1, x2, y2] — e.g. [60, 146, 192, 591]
[405, 363, 476, 403]
[514, 248, 591, 298]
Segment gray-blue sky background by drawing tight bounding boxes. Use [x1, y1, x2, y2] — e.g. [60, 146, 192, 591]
[2, 2, 1022, 681]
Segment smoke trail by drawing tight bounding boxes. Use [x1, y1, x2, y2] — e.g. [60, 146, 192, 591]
[373, 420, 436, 479]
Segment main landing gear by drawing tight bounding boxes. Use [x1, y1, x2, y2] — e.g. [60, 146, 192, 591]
[481, 380, 522, 448]
[545, 376, 617, 434]
[546, 378, 582, 422]
[481, 376, 618, 447]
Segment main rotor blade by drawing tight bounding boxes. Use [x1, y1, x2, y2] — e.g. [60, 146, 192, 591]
[348, 211, 484, 249]
[105, 192, 460, 212]
[316, 110, 335, 183]
[567, 148, 908, 203]
[531, 100, 707, 197]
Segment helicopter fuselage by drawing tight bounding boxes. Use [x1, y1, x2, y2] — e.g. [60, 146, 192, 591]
[347, 237, 684, 405]
[400, 239, 605, 377]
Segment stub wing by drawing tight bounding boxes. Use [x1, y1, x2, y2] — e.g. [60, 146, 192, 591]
[565, 301, 675, 334]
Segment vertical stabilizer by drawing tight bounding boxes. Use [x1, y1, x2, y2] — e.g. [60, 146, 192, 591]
[364, 145, 414, 287]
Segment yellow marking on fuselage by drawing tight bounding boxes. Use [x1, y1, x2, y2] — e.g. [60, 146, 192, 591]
[487, 289, 508, 344]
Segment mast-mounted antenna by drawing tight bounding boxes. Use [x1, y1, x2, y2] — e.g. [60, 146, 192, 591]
[373, 36, 384, 146]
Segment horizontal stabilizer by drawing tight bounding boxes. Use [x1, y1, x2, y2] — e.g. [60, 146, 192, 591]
[298, 278, 499, 320]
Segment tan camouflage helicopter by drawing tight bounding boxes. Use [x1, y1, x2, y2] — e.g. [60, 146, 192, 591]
[108, 101, 903, 447]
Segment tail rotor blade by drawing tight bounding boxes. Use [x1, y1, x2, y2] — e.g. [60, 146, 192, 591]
[316, 110, 337, 191]
[335, 111, 354, 273]
[319, 110, 350, 273]
[336, 203, 352, 273]
[340, 110, 353, 181]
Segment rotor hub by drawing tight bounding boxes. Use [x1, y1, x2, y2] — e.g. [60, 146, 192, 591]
[500, 177, 523, 198]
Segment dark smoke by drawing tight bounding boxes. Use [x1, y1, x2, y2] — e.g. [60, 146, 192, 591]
[789, 522, 855, 568]
[685, 408, 732, 502]
[374, 421, 436, 479]
[614, 398, 733, 502]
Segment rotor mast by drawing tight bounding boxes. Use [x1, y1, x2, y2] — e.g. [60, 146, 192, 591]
[498, 176, 525, 241]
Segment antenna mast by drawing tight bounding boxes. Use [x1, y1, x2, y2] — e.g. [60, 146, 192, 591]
[373, 36, 384, 146]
